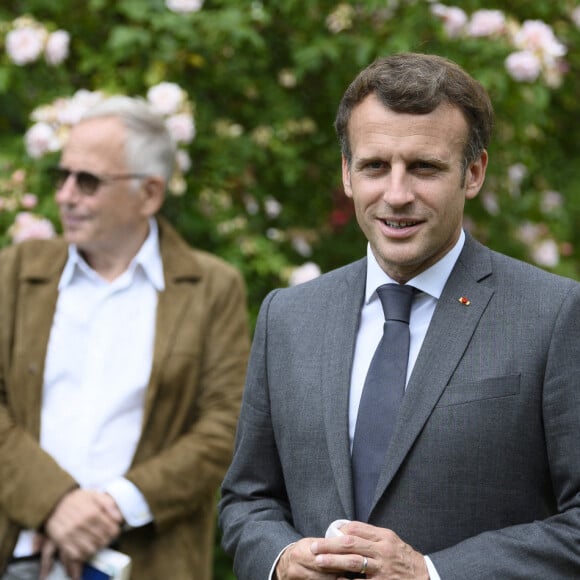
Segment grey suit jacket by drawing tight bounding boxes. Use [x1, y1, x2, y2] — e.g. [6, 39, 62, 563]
[219, 234, 580, 579]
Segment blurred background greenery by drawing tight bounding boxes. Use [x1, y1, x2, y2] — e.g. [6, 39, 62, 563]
[2, 1, 579, 577]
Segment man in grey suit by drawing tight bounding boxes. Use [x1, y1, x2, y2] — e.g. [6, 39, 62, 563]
[219, 53, 580, 579]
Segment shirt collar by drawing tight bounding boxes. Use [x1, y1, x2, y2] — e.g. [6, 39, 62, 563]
[59, 217, 165, 291]
[365, 229, 465, 303]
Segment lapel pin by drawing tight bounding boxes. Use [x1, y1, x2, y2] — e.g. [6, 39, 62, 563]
[458, 296, 471, 306]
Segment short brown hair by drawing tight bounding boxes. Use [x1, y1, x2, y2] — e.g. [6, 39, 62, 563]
[335, 52, 494, 172]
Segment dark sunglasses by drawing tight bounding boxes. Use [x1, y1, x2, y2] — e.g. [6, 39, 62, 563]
[48, 167, 150, 196]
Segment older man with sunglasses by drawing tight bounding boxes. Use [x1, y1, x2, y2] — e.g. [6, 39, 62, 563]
[0, 96, 250, 580]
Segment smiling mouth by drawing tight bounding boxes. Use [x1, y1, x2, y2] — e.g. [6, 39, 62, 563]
[383, 219, 420, 229]
[62, 215, 87, 226]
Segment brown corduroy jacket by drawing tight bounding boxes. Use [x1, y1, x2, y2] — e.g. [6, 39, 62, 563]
[0, 217, 250, 579]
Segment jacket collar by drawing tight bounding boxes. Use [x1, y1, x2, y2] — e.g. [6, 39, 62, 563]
[18, 215, 204, 286]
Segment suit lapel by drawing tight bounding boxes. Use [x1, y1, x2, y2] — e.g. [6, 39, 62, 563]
[321, 259, 366, 518]
[372, 236, 495, 510]
[14, 242, 67, 436]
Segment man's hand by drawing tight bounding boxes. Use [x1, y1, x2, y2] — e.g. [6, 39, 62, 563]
[39, 536, 57, 580]
[275, 538, 341, 579]
[38, 537, 82, 580]
[45, 489, 123, 563]
[310, 521, 429, 579]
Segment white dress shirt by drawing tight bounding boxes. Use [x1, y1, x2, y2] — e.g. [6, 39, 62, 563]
[269, 232, 465, 579]
[348, 230, 465, 580]
[14, 218, 163, 557]
[348, 230, 465, 445]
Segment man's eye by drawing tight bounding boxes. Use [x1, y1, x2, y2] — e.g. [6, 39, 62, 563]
[412, 162, 440, 174]
[364, 161, 386, 171]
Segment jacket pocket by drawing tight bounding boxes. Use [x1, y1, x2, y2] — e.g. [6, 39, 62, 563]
[437, 374, 521, 407]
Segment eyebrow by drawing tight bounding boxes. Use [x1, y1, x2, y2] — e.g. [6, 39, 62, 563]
[353, 154, 452, 169]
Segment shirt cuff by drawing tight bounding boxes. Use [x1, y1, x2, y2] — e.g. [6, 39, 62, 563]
[424, 555, 441, 580]
[103, 477, 153, 528]
[269, 543, 295, 580]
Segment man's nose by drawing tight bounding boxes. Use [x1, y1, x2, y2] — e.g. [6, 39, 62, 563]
[381, 168, 414, 206]
[54, 174, 79, 203]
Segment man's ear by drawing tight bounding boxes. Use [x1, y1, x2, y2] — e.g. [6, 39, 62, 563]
[140, 176, 166, 216]
[342, 155, 353, 199]
[465, 149, 488, 200]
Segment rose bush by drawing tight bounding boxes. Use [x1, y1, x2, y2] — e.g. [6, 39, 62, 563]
[1, 2, 580, 577]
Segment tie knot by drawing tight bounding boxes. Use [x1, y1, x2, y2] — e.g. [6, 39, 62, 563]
[376, 283, 415, 323]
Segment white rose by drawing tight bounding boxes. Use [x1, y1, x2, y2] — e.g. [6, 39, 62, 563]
[572, 7, 580, 29]
[6, 26, 46, 65]
[24, 122, 61, 158]
[291, 236, 313, 258]
[57, 90, 104, 125]
[166, 113, 196, 143]
[176, 149, 192, 172]
[532, 239, 559, 268]
[166, 0, 204, 13]
[540, 191, 563, 213]
[147, 82, 184, 115]
[288, 262, 321, 286]
[516, 222, 542, 245]
[45, 30, 70, 66]
[264, 196, 282, 219]
[508, 163, 528, 186]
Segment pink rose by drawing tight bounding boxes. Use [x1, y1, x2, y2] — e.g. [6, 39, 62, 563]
[514, 20, 566, 59]
[9, 212, 56, 244]
[505, 51, 541, 82]
[467, 9, 506, 37]
[21, 193, 38, 209]
[431, 4, 468, 38]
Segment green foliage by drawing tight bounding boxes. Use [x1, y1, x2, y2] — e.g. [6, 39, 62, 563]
[1, 1, 580, 575]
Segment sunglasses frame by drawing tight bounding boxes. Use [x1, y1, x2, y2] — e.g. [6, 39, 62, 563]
[48, 166, 151, 196]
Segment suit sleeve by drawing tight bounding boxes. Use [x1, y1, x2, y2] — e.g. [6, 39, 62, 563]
[219, 290, 303, 580]
[429, 283, 580, 579]
[124, 264, 250, 529]
[0, 405, 78, 529]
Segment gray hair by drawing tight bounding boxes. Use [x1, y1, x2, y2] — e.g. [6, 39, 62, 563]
[81, 95, 177, 185]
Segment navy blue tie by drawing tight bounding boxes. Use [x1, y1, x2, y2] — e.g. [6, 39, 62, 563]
[352, 283, 415, 521]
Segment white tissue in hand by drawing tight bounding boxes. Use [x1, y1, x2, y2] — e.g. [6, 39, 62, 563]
[325, 519, 351, 538]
